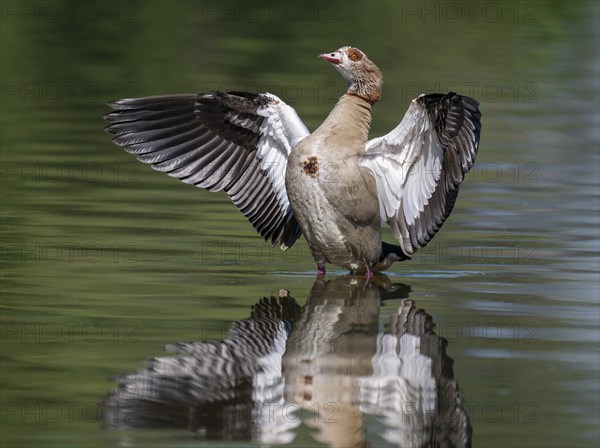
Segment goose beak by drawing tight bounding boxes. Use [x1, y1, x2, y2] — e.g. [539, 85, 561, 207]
[319, 51, 342, 65]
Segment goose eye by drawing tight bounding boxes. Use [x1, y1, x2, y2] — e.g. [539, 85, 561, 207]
[348, 48, 362, 61]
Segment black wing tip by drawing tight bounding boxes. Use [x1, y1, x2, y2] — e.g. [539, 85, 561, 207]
[103, 111, 121, 135]
[103, 92, 268, 119]
[105, 97, 160, 111]
[105, 98, 133, 109]
[105, 93, 202, 111]
[103, 125, 116, 136]
[102, 93, 206, 135]
[381, 241, 411, 261]
[102, 110, 120, 123]
[418, 91, 482, 143]
[418, 91, 480, 110]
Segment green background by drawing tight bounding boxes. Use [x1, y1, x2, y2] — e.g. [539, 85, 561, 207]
[1, 1, 599, 447]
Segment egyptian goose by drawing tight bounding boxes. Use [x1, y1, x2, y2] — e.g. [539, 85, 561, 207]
[104, 46, 481, 276]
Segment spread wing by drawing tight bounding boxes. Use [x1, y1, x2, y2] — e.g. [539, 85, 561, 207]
[361, 93, 481, 254]
[104, 91, 310, 249]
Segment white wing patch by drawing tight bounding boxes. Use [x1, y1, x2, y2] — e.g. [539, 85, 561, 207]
[402, 130, 443, 226]
[362, 100, 442, 226]
[256, 94, 310, 213]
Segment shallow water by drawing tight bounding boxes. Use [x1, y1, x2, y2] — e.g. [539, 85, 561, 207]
[1, 1, 599, 447]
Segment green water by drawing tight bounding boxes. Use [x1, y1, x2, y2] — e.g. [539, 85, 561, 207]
[1, 1, 599, 447]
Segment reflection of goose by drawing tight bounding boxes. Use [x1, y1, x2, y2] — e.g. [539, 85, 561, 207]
[282, 278, 389, 447]
[103, 277, 471, 447]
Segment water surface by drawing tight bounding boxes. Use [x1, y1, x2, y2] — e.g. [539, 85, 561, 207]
[1, 1, 599, 447]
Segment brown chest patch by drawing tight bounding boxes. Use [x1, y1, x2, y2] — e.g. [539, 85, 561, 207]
[302, 156, 319, 178]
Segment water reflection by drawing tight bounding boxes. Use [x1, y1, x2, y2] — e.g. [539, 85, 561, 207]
[103, 277, 471, 447]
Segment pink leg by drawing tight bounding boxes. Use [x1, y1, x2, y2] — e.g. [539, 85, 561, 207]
[317, 263, 326, 277]
[365, 264, 374, 280]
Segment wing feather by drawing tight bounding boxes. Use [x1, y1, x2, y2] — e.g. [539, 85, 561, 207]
[361, 93, 481, 254]
[104, 91, 310, 248]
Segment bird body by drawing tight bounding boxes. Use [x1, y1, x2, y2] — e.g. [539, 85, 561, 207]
[104, 46, 481, 276]
[286, 94, 382, 273]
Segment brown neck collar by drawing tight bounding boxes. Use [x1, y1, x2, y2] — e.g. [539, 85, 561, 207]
[347, 91, 379, 106]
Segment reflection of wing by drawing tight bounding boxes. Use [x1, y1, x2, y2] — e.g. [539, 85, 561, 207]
[359, 299, 472, 447]
[394, 301, 472, 448]
[102, 293, 301, 442]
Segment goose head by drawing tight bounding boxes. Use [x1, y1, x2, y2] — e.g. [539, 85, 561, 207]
[319, 46, 383, 104]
